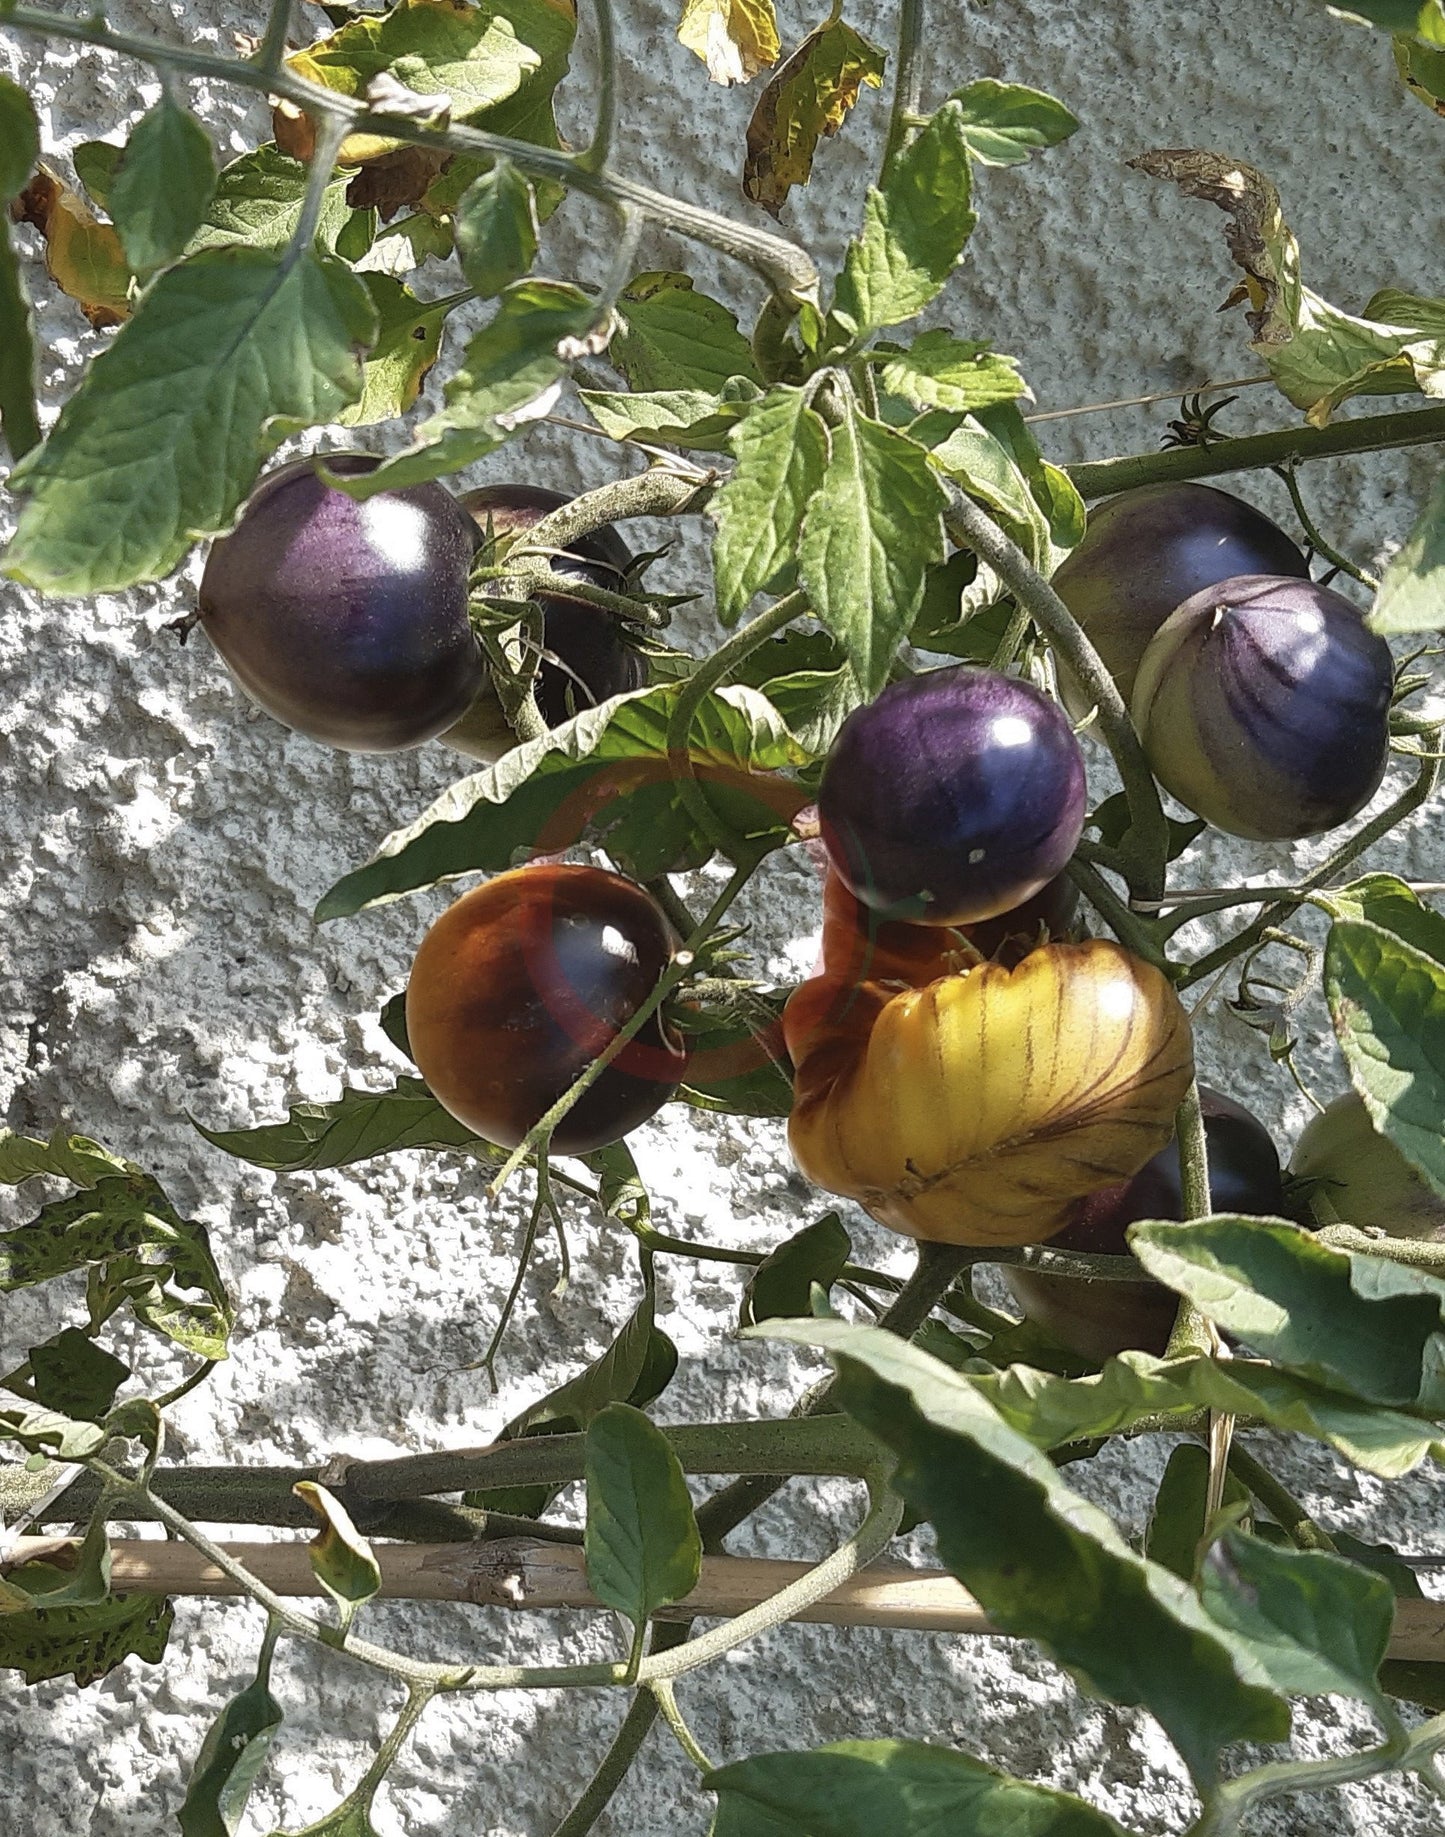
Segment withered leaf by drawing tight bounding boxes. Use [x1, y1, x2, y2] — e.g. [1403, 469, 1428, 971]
[12, 167, 133, 329]
[742, 16, 885, 216]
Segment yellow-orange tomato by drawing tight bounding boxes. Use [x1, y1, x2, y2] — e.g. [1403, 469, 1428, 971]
[783, 939, 1193, 1246]
[407, 864, 690, 1155]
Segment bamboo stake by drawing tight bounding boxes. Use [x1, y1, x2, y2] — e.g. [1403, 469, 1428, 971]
[8, 1536, 1445, 1660]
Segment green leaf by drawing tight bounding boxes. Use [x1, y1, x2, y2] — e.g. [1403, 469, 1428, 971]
[109, 99, 217, 274]
[877, 331, 1028, 416]
[834, 100, 976, 335]
[189, 145, 353, 254]
[974, 1348, 1444, 1479]
[672, 995, 795, 1118]
[195, 1076, 496, 1171]
[1315, 874, 1445, 962]
[711, 385, 830, 624]
[0, 1401, 108, 1462]
[706, 1740, 1129, 1837]
[338, 273, 452, 426]
[798, 403, 948, 691]
[945, 79, 1081, 168]
[4, 246, 375, 595]
[0, 1591, 173, 1688]
[179, 1668, 285, 1837]
[1320, 0, 1445, 32]
[1200, 1528, 1394, 1706]
[468, 1292, 677, 1518]
[328, 277, 593, 496]
[929, 403, 1082, 572]
[0, 74, 39, 199]
[294, 1482, 383, 1616]
[580, 380, 763, 450]
[1144, 1443, 1250, 1583]
[455, 158, 538, 297]
[26, 1328, 129, 1423]
[1128, 1214, 1445, 1408]
[740, 1215, 851, 1328]
[742, 18, 886, 215]
[611, 272, 761, 393]
[1371, 466, 1445, 634]
[0, 1173, 233, 1361]
[751, 1320, 1288, 1786]
[0, 1128, 129, 1188]
[1325, 917, 1445, 1198]
[72, 139, 122, 212]
[759, 659, 863, 755]
[584, 1402, 702, 1664]
[264, 1800, 382, 1837]
[1090, 790, 1205, 865]
[1396, 31, 1445, 114]
[317, 684, 806, 918]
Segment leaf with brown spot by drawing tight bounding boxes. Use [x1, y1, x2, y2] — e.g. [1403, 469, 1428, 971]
[345, 145, 451, 217]
[742, 16, 885, 216]
[11, 167, 133, 329]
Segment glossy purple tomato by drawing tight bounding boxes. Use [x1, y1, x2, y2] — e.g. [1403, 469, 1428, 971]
[459, 484, 645, 727]
[1003, 1088, 1283, 1361]
[1131, 574, 1394, 841]
[1052, 483, 1308, 711]
[817, 667, 1087, 925]
[198, 454, 482, 753]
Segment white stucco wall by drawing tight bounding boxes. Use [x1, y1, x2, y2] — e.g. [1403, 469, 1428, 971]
[2, 1, 1444, 1832]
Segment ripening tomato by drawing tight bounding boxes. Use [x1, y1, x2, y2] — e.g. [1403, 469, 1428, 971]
[406, 864, 690, 1154]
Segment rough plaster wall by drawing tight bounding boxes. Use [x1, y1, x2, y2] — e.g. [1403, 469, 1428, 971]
[1, 0, 1443, 1832]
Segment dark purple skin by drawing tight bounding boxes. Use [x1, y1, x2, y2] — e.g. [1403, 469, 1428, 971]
[1004, 1088, 1284, 1361]
[1052, 482, 1309, 711]
[459, 484, 645, 724]
[1131, 574, 1394, 841]
[198, 454, 483, 753]
[818, 666, 1088, 925]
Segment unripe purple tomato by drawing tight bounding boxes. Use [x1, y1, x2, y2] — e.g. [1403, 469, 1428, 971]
[198, 454, 482, 753]
[459, 484, 645, 728]
[1131, 574, 1394, 841]
[1052, 483, 1308, 711]
[817, 666, 1087, 925]
[1003, 1088, 1283, 1361]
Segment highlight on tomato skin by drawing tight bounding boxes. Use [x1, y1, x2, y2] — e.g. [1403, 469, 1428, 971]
[817, 665, 1087, 928]
[406, 864, 691, 1156]
[783, 938, 1194, 1247]
[1050, 481, 1309, 713]
[1130, 573, 1395, 842]
[1002, 1086, 1284, 1361]
[197, 453, 483, 754]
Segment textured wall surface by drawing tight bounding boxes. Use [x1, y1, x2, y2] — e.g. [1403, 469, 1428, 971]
[1, 1, 1444, 1832]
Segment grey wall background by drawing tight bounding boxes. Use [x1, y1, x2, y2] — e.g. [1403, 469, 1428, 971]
[1, 1, 1443, 1831]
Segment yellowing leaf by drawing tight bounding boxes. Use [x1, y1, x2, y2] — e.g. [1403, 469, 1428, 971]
[784, 941, 1194, 1245]
[743, 16, 885, 216]
[12, 166, 132, 328]
[677, 0, 780, 84]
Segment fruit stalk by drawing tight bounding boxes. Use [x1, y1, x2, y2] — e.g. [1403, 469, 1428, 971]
[523, 470, 713, 562]
[942, 488, 1171, 902]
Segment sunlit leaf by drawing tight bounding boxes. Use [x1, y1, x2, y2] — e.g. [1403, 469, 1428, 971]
[179, 1662, 284, 1837]
[580, 380, 761, 450]
[1371, 465, 1445, 634]
[611, 271, 761, 392]
[295, 1482, 383, 1616]
[188, 145, 354, 254]
[0, 1591, 172, 1688]
[877, 331, 1028, 416]
[194, 1075, 497, 1171]
[712, 384, 829, 624]
[0, 1128, 130, 1188]
[11, 165, 132, 329]
[678, 0, 780, 83]
[946, 79, 1080, 168]
[4, 245, 375, 594]
[455, 157, 538, 296]
[742, 16, 885, 216]
[339, 273, 452, 425]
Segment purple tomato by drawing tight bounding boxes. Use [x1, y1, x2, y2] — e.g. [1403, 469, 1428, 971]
[1131, 574, 1394, 840]
[817, 666, 1087, 925]
[1052, 483, 1308, 710]
[198, 454, 482, 753]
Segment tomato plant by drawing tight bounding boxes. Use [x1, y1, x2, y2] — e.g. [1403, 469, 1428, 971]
[5, 0, 1445, 1833]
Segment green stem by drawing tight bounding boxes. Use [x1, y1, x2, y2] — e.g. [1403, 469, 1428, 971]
[1066, 857, 1172, 971]
[1176, 748, 1443, 984]
[882, 0, 927, 171]
[488, 862, 754, 1194]
[1226, 1443, 1337, 1554]
[649, 1679, 716, 1771]
[1066, 403, 1445, 500]
[577, 0, 617, 174]
[1273, 461, 1378, 591]
[285, 110, 348, 264]
[0, 4, 821, 301]
[252, 0, 292, 79]
[1174, 1083, 1212, 1221]
[943, 490, 1169, 902]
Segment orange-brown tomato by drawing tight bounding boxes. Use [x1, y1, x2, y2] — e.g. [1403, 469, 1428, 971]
[406, 864, 690, 1155]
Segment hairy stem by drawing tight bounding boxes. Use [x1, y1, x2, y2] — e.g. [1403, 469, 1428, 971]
[943, 490, 1169, 901]
[521, 469, 713, 563]
[578, 0, 617, 173]
[1226, 1443, 1337, 1554]
[649, 1679, 716, 1771]
[882, 0, 927, 171]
